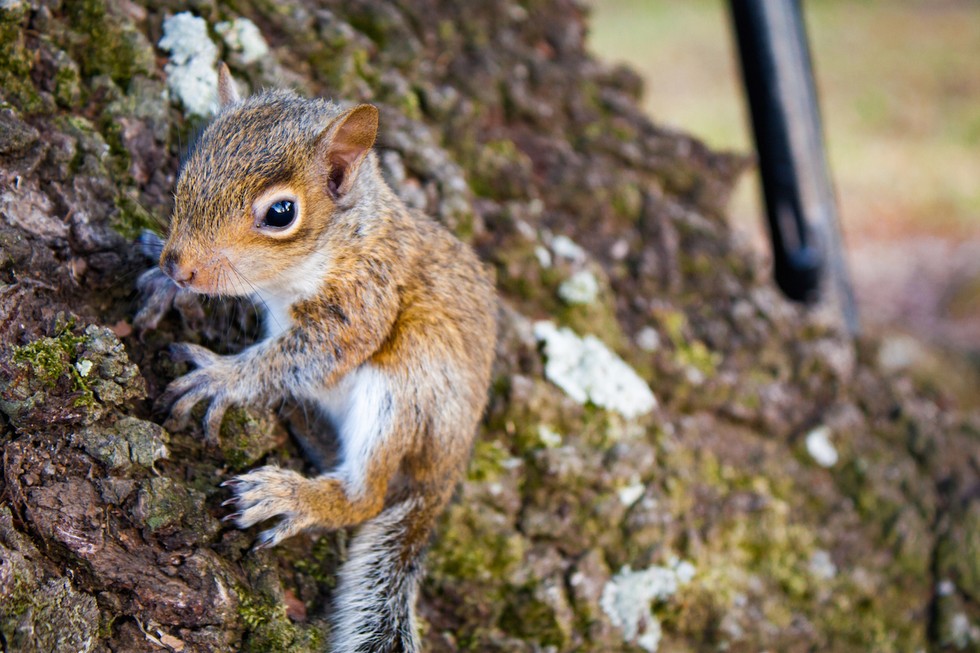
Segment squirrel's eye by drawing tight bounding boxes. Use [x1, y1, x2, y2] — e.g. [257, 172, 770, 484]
[263, 200, 295, 228]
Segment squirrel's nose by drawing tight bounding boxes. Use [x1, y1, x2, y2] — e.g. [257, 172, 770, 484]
[161, 251, 196, 287]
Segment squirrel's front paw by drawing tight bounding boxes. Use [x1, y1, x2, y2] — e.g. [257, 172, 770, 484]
[222, 466, 314, 548]
[160, 343, 243, 442]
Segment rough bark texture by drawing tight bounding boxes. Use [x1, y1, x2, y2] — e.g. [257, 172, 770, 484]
[1, 1, 978, 651]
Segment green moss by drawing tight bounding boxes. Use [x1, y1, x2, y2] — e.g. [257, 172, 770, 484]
[0, 567, 100, 653]
[556, 296, 627, 357]
[66, 0, 155, 84]
[468, 438, 511, 482]
[10, 320, 95, 410]
[656, 309, 721, 378]
[499, 584, 571, 648]
[0, 550, 36, 624]
[54, 115, 111, 177]
[238, 593, 277, 630]
[468, 139, 533, 201]
[655, 433, 935, 651]
[138, 476, 190, 531]
[311, 44, 374, 99]
[429, 503, 526, 587]
[111, 192, 161, 240]
[292, 534, 342, 588]
[52, 52, 82, 108]
[0, 4, 42, 112]
[238, 592, 325, 653]
[610, 181, 643, 222]
[813, 577, 925, 651]
[216, 407, 285, 471]
[136, 476, 218, 541]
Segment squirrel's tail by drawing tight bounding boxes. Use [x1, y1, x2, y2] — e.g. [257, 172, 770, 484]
[328, 495, 435, 653]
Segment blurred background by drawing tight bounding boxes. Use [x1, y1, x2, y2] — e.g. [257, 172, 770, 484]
[588, 0, 980, 355]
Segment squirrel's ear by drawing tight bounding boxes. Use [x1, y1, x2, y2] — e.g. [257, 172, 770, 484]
[217, 63, 241, 108]
[319, 104, 379, 197]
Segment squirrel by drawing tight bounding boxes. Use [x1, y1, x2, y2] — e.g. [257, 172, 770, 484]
[137, 64, 497, 652]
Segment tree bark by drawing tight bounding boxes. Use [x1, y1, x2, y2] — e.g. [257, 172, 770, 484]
[0, 1, 977, 651]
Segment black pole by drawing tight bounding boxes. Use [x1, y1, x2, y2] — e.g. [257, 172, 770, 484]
[728, 0, 859, 332]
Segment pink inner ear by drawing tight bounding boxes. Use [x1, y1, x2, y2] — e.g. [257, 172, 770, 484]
[328, 165, 343, 196]
[323, 105, 379, 196]
[330, 142, 368, 171]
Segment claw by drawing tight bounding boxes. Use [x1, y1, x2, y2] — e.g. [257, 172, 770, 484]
[254, 529, 280, 550]
[170, 342, 217, 367]
[163, 413, 189, 434]
[221, 497, 237, 507]
[138, 230, 165, 260]
[220, 478, 240, 488]
[170, 387, 206, 424]
[222, 512, 241, 523]
[204, 400, 229, 443]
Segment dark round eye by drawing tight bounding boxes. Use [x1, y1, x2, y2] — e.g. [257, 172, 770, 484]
[263, 200, 295, 228]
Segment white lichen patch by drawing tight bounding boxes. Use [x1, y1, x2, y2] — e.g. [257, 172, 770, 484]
[558, 269, 599, 305]
[809, 549, 837, 580]
[950, 613, 980, 648]
[534, 245, 553, 268]
[636, 327, 661, 352]
[617, 480, 646, 507]
[600, 558, 696, 652]
[159, 13, 219, 117]
[805, 425, 838, 468]
[533, 321, 657, 419]
[215, 17, 270, 64]
[937, 579, 956, 596]
[75, 359, 93, 377]
[550, 234, 586, 263]
[537, 425, 562, 448]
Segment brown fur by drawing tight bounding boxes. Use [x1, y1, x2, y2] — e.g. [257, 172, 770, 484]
[150, 82, 496, 651]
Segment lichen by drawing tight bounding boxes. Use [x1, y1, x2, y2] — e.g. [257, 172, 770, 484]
[0, 319, 99, 425]
[557, 269, 600, 305]
[600, 558, 696, 652]
[804, 425, 839, 468]
[533, 321, 657, 419]
[215, 18, 270, 65]
[159, 12, 219, 118]
[74, 416, 169, 471]
[0, 566, 100, 653]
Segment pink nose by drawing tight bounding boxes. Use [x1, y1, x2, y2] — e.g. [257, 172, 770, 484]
[162, 251, 196, 287]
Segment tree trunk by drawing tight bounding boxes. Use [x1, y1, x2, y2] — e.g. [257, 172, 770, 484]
[0, 1, 977, 651]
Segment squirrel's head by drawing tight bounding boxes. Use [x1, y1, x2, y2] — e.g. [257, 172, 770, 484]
[160, 64, 379, 299]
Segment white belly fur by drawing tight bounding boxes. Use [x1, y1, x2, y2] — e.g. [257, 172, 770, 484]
[254, 291, 294, 340]
[313, 364, 393, 495]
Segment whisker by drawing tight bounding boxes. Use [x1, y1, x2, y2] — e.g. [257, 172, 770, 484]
[225, 259, 284, 338]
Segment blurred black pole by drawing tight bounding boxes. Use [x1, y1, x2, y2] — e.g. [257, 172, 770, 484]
[728, 0, 859, 334]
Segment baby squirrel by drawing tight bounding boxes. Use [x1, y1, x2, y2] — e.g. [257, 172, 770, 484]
[139, 65, 496, 652]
